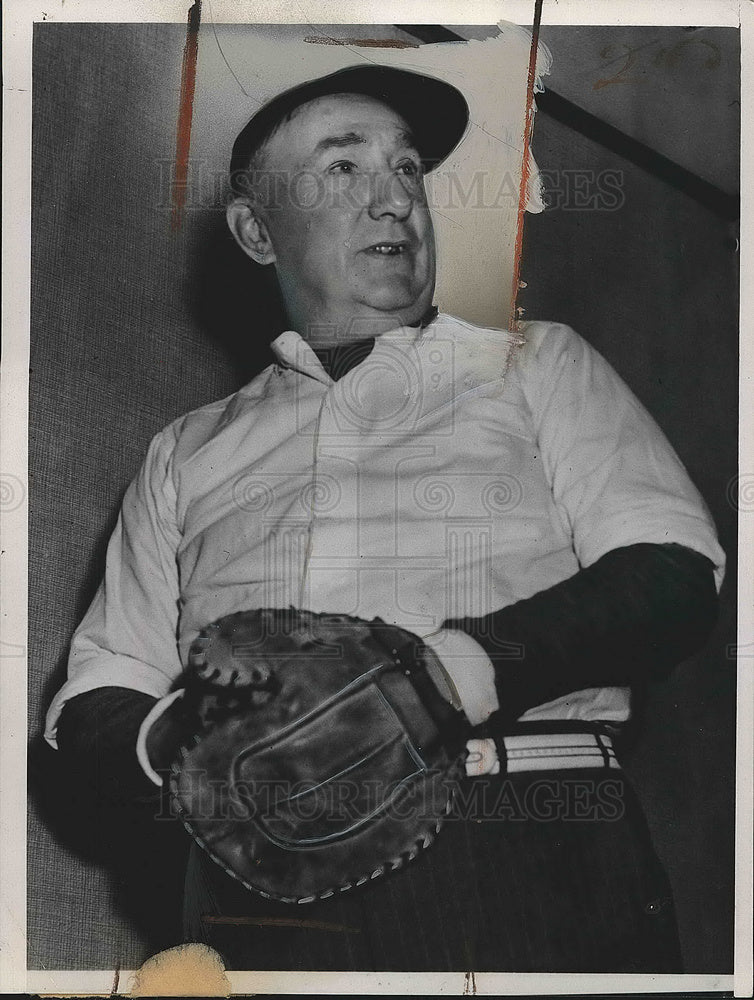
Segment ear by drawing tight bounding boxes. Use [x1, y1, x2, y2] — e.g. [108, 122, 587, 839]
[226, 199, 277, 266]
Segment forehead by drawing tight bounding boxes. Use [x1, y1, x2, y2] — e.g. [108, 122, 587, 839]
[261, 93, 416, 167]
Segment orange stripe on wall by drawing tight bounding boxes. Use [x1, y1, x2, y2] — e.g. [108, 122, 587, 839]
[172, 0, 202, 231]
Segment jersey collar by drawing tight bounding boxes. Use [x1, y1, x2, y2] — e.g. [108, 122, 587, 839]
[270, 307, 439, 386]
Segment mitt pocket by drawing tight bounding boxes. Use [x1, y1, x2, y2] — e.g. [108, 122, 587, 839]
[232, 678, 427, 849]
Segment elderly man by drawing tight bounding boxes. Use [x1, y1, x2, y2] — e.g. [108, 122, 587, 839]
[46, 64, 724, 973]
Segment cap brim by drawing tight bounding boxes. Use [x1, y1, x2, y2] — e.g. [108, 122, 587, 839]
[230, 64, 469, 184]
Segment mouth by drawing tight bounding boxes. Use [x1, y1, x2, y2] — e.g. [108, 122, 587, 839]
[363, 241, 412, 256]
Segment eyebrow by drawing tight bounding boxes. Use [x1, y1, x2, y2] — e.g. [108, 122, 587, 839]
[312, 127, 419, 155]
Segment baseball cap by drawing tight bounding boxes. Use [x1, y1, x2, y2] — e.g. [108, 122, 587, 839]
[229, 64, 470, 191]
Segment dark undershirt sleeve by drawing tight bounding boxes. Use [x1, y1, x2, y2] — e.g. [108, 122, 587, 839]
[55, 686, 159, 802]
[55, 542, 718, 799]
[443, 542, 719, 726]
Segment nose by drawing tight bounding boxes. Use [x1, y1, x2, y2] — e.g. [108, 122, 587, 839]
[367, 170, 414, 221]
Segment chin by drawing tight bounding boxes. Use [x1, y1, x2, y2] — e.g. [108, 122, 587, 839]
[360, 285, 432, 321]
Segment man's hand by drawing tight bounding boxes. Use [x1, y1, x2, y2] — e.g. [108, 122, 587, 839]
[422, 628, 501, 776]
[422, 627, 499, 724]
[465, 738, 501, 776]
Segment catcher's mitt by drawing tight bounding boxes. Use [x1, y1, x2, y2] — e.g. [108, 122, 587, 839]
[169, 608, 471, 904]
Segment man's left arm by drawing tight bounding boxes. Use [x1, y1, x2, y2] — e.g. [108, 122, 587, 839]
[443, 540, 718, 728]
[439, 322, 725, 730]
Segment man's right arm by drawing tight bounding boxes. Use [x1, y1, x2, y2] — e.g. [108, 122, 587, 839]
[55, 687, 160, 801]
[46, 423, 185, 799]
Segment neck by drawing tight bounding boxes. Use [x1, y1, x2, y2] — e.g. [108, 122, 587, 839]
[311, 305, 438, 380]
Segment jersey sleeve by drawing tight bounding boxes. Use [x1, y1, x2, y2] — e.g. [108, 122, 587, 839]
[518, 321, 726, 590]
[44, 421, 185, 748]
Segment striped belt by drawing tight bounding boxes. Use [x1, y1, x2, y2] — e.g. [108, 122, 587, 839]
[500, 730, 620, 773]
[468, 721, 623, 776]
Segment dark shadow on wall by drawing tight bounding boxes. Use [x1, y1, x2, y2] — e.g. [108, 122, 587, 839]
[188, 217, 288, 382]
[518, 103, 738, 974]
[29, 494, 189, 957]
[29, 736, 190, 956]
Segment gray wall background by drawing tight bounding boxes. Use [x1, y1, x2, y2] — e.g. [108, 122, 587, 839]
[28, 23, 738, 972]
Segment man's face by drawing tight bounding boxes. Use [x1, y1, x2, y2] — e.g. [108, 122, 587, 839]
[248, 93, 436, 345]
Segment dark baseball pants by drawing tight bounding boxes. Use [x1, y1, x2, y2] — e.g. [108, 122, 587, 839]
[181, 766, 683, 973]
